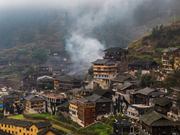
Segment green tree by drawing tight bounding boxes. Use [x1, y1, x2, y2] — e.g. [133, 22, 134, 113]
[151, 25, 163, 38]
[164, 70, 180, 88]
[32, 48, 48, 64]
[140, 74, 156, 87]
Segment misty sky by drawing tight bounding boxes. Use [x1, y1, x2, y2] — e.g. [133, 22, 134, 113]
[0, 0, 111, 8]
[0, 0, 144, 9]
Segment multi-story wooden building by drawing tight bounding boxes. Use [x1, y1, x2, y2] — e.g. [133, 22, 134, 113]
[167, 87, 180, 121]
[112, 119, 133, 135]
[162, 48, 175, 74]
[126, 104, 151, 122]
[69, 98, 96, 127]
[104, 47, 128, 61]
[3, 92, 23, 116]
[22, 73, 38, 91]
[37, 76, 54, 90]
[174, 48, 180, 70]
[130, 87, 165, 106]
[0, 118, 52, 135]
[154, 97, 172, 115]
[114, 82, 137, 95]
[25, 95, 46, 114]
[42, 92, 67, 115]
[92, 59, 119, 89]
[77, 98, 96, 127]
[140, 111, 179, 135]
[162, 47, 180, 74]
[37, 66, 52, 77]
[54, 75, 82, 91]
[69, 99, 79, 124]
[169, 87, 180, 108]
[85, 94, 112, 117]
[69, 91, 112, 127]
[128, 60, 159, 76]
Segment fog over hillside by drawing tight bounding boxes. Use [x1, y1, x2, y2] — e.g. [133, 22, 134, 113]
[0, 0, 179, 48]
[0, 0, 179, 72]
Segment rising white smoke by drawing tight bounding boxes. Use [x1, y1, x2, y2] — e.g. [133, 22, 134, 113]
[66, 34, 104, 74]
[65, 0, 146, 74]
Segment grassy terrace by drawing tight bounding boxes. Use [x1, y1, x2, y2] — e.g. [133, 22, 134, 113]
[8, 113, 77, 134]
[8, 113, 114, 135]
[76, 122, 113, 135]
[8, 114, 25, 120]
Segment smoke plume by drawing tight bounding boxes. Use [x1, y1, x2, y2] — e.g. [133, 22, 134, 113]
[66, 34, 104, 74]
[65, 0, 146, 74]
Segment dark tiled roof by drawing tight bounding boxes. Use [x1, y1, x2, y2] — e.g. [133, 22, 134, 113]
[55, 75, 81, 82]
[150, 91, 165, 97]
[69, 99, 78, 105]
[38, 128, 63, 135]
[128, 60, 158, 69]
[134, 87, 156, 96]
[84, 94, 100, 102]
[86, 94, 112, 103]
[35, 122, 52, 129]
[78, 98, 89, 103]
[117, 82, 134, 91]
[94, 89, 113, 97]
[97, 97, 112, 103]
[112, 73, 136, 82]
[154, 97, 172, 107]
[25, 95, 44, 102]
[0, 130, 11, 135]
[140, 111, 173, 126]
[92, 59, 116, 65]
[0, 118, 52, 129]
[0, 118, 33, 128]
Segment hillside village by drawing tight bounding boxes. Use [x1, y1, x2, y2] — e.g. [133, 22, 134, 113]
[0, 22, 179, 135]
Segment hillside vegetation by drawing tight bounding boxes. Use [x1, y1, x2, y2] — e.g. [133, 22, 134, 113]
[129, 22, 180, 62]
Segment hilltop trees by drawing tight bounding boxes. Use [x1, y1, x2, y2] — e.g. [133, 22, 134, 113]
[151, 25, 164, 38]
